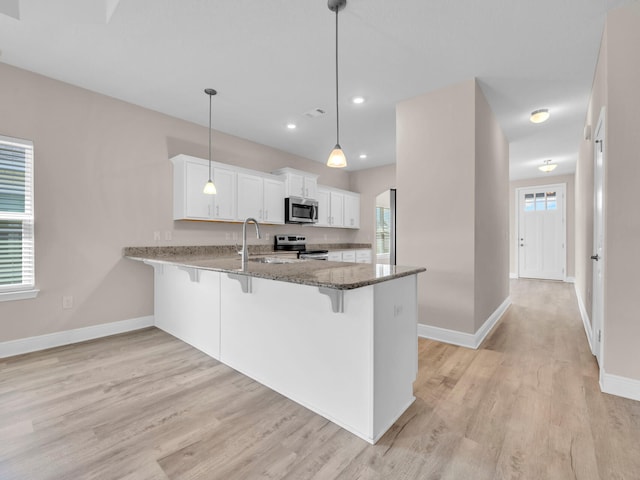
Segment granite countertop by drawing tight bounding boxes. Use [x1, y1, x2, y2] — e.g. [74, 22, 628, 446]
[124, 246, 425, 291]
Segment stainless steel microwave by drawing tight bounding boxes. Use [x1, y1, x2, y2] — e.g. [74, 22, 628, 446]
[285, 196, 318, 224]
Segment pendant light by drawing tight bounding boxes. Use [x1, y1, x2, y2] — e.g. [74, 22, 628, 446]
[203, 88, 218, 195]
[327, 0, 347, 168]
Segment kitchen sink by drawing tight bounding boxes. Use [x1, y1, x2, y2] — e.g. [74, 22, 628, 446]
[249, 256, 300, 264]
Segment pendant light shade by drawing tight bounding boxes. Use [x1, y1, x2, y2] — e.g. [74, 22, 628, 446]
[327, 0, 347, 168]
[203, 88, 217, 195]
[327, 144, 347, 168]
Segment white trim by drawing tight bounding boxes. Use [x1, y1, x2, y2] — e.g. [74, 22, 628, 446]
[509, 273, 518, 279]
[0, 288, 39, 302]
[418, 296, 511, 349]
[565, 276, 575, 284]
[600, 369, 640, 402]
[574, 283, 594, 353]
[0, 315, 154, 358]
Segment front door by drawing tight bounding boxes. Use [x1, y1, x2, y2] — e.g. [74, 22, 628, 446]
[517, 184, 566, 280]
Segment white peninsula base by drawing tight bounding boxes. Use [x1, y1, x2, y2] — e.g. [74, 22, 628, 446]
[150, 262, 418, 444]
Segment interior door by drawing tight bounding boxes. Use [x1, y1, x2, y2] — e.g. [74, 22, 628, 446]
[518, 184, 566, 280]
[592, 110, 605, 363]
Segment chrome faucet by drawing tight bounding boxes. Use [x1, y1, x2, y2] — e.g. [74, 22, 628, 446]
[240, 217, 261, 266]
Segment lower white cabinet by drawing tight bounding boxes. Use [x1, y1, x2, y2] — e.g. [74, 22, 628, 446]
[328, 249, 372, 264]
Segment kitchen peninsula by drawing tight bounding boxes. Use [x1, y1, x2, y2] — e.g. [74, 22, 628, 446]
[125, 246, 426, 444]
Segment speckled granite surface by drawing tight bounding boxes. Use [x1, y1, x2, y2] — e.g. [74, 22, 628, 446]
[124, 245, 424, 290]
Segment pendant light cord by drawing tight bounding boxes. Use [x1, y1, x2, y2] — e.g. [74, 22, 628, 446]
[335, 8, 340, 146]
[208, 92, 212, 179]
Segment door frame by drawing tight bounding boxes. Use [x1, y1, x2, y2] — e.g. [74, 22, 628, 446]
[514, 183, 567, 280]
[592, 107, 606, 364]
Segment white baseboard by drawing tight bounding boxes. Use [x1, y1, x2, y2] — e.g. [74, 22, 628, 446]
[574, 284, 594, 354]
[600, 369, 640, 402]
[565, 276, 576, 284]
[509, 273, 518, 279]
[418, 296, 511, 350]
[0, 315, 155, 358]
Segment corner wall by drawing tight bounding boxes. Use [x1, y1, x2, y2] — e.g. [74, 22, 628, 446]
[396, 79, 509, 336]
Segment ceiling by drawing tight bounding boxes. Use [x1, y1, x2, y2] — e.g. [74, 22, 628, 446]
[0, 0, 633, 179]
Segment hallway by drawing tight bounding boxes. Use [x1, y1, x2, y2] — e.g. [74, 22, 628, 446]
[1, 280, 639, 479]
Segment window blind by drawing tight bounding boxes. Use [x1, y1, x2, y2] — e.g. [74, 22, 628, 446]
[0, 135, 34, 290]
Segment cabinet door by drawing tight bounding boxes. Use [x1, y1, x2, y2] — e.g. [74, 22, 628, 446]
[341, 250, 356, 263]
[316, 188, 331, 227]
[304, 176, 318, 200]
[356, 249, 372, 264]
[185, 161, 213, 219]
[329, 192, 344, 227]
[344, 193, 360, 229]
[288, 173, 305, 198]
[237, 172, 264, 220]
[263, 178, 285, 224]
[327, 251, 343, 262]
[212, 166, 236, 220]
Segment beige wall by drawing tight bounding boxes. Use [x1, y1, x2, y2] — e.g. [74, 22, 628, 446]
[349, 164, 396, 245]
[509, 174, 575, 278]
[474, 82, 510, 331]
[396, 78, 509, 334]
[602, 6, 640, 380]
[0, 63, 359, 343]
[576, 4, 640, 382]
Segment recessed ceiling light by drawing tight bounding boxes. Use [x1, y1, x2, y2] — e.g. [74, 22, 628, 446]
[530, 108, 550, 124]
[352, 96, 365, 105]
[359, 154, 367, 159]
[286, 123, 297, 130]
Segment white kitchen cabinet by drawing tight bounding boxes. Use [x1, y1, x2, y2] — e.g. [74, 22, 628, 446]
[328, 251, 343, 262]
[329, 191, 344, 227]
[237, 172, 264, 220]
[356, 249, 372, 264]
[237, 172, 285, 224]
[178, 159, 213, 220]
[272, 167, 318, 200]
[344, 192, 361, 229]
[342, 250, 356, 263]
[212, 165, 236, 221]
[263, 177, 285, 224]
[316, 187, 331, 227]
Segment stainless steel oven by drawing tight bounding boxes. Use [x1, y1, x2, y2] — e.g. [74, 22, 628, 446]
[285, 197, 318, 224]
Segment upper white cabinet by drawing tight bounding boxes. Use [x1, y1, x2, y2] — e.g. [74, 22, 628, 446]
[171, 154, 284, 224]
[343, 192, 360, 229]
[236, 172, 285, 224]
[315, 186, 360, 229]
[272, 168, 318, 200]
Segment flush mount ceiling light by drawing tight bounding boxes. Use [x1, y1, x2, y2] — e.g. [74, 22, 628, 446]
[352, 96, 365, 105]
[203, 88, 217, 195]
[530, 108, 550, 124]
[327, 0, 348, 169]
[539, 159, 558, 173]
[359, 153, 367, 159]
[286, 123, 297, 130]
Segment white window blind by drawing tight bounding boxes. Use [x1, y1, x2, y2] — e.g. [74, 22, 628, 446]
[0, 135, 35, 292]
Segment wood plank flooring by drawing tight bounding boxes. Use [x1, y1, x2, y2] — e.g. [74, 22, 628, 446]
[1, 279, 639, 479]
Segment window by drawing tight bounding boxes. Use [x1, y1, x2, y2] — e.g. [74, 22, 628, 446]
[0, 135, 36, 299]
[524, 191, 557, 212]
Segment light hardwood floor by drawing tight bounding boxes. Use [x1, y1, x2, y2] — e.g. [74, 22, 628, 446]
[1, 279, 639, 479]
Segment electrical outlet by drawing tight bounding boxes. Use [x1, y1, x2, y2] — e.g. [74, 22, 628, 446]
[153, 231, 161, 241]
[232, 232, 239, 241]
[225, 233, 231, 240]
[62, 296, 73, 309]
[164, 231, 172, 241]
